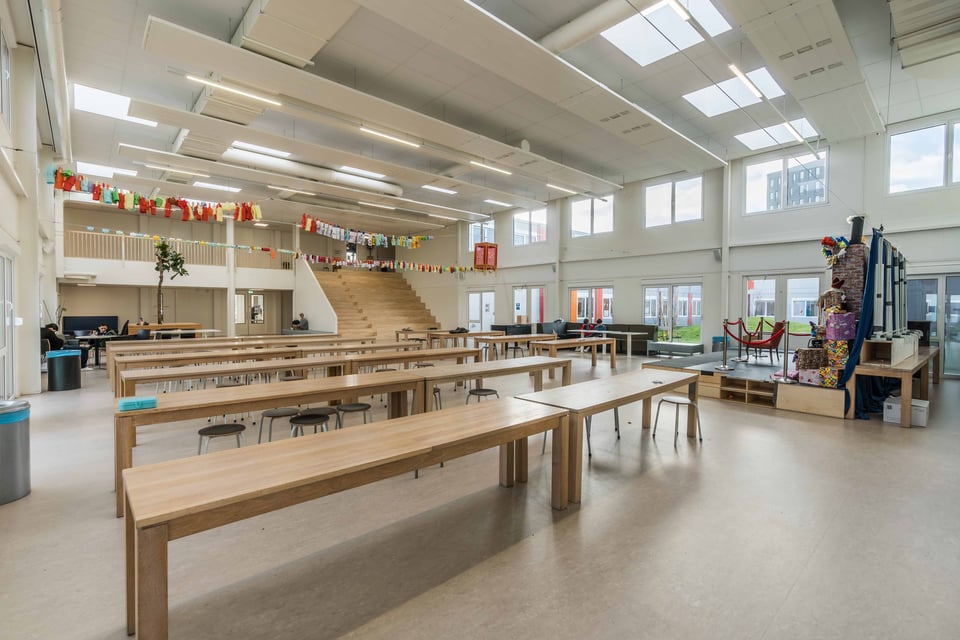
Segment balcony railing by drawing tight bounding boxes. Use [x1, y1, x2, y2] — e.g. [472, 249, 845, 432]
[64, 230, 291, 270]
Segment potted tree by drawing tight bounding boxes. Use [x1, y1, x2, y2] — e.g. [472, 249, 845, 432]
[154, 239, 189, 324]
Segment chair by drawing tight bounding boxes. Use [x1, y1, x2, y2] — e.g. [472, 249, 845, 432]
[337, 402, 372, 426]
[197, 423, 246, 454]
[653, 396, 703, 445]
[542, 408, 619, 456]
[119, 320, 129, 336]
[289, 413, 330, 437]
[754, 321, 785, 362]
[299, 406, 341, 429]
[257, 407, 300, 443]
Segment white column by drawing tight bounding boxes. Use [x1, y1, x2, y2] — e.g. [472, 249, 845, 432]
[38, 149, 59, 324]
[225, 217, 236, 336]
[13, 46, 41, 395]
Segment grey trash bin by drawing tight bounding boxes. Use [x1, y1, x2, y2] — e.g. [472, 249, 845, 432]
[47, 349, 81, 391]
[0, 400, 30, 504]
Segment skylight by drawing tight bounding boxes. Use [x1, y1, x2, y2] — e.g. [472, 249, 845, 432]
[73, 84, 157, 127]
[735, 118, 818, 151]
[601, 0, 731, 67]
[683, 68, 785, 117]
[76, 161, 137, 178]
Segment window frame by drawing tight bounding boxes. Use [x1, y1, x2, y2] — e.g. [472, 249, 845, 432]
[468, 220, 495, 252]
[512, 208, 547, 246]
[742, 148, 829, 216]
[643, 174, 704, 228]
[570, 196, 614, 238]
[886, 120, 960, 196]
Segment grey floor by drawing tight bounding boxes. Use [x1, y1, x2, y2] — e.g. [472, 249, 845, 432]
[2, 354, 959, 640]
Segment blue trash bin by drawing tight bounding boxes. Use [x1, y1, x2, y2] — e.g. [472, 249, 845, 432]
[0, 400, 30, 504]
[47, 350, 82, 391]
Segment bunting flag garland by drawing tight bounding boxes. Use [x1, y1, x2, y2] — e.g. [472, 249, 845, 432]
[74, 225, 482, 275]
[50, 167, 263, 223]
[300, 214, 432, 249]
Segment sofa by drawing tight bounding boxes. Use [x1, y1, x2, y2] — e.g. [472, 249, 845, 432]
[535, 321, 658, 355]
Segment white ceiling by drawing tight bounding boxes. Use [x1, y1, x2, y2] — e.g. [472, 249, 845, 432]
[37, 0, 960, 234]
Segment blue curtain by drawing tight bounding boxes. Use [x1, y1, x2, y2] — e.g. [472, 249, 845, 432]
[839, 229, 881, 419]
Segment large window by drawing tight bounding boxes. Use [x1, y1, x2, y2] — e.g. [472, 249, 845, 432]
[571, 196, 614, 237]
[888, 123, 960, 193]
[644, 176, 702, 227]
[513, 208, 546, 246]
[643, 284, 702, 342]
[745, 151, 827, 214]
[468, 220, 495, 252]
[568, 287, 613, 323]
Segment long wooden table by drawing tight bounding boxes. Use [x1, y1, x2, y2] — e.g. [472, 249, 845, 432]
[472, 333, 560, 360]
[417, 356, 572, 410]
[426, 330, 504, 349]
[846, 346, 941, 426]
[123, 398, 569, 639]
[118, 355, 352, 398]
[517, 369, 699, 503]
[342, 347, 481, 374]
[530, 337, 617, 378]
[113, 371, 424, 516]
[126, 322, 201, 335]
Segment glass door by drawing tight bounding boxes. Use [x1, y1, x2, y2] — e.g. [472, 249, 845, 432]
[468, 291, 495, 331]
[672, 284, 702, 343]
[0, 255, 11, 399]
[568, 287, 613, 324]
[907, 278, 938, 342]
[746, 277, 776, 333]
[644, 286, 670, 341]
[946, 276, 960, 376]
[786, 276, 821, 333]
[514, 286, 544, 325]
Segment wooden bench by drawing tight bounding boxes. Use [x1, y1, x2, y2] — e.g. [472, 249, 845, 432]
[342, 346, 481, 374]
[529, 338, 617, 378]
[123, 398, 570, 638]
[518, 369, 699, 503]
[646, 341, 705, 357]
[113, 371, 424, 516]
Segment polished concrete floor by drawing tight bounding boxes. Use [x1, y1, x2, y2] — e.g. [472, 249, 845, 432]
[2, 354, 959, 639]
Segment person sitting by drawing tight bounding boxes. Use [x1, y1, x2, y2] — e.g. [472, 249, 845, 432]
[41, 323, 90, 369]
[591, 318, 607, 336]
[96, 324, 117, 336]
[135, 316, 149, 326]
[291, 320, 300, 330]
[577, 317, 594, 351]
[297, 313, 309, 330]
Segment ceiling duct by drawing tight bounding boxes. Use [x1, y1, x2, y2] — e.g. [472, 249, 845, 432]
[539, 0, 651, 54]
[221, 148, 403, 196]
[890, 0, 960, 77]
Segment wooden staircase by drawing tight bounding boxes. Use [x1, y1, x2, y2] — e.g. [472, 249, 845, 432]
[313, 269, 439, 341]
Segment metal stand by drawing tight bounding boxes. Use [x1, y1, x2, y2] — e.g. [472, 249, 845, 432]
[779, 323, 795, 383]
[716, 319, 734, 371]
[733, 318, 749, 362]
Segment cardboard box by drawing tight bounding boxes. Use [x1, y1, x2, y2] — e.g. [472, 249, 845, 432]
[882, 397, 929, 426]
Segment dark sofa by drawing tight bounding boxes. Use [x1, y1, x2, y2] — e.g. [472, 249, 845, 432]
[535, 321, 658, 355]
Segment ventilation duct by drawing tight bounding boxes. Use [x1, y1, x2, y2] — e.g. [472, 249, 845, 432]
[221, 148, 403, 196]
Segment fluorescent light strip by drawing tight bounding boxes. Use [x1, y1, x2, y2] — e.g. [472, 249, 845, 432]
[359, 126, 421, 148]
[728, 64, 763, 99]
[193, 181, 241, 193]
[186, 75, 282, 106]
[546, 183, 578, 195]
[144, 164, 209, 178]
[470, 160, 512, 176]
[253, 222, 269, 227]
[231, 140, 290, 158]
[76, 161, 138, 178]
[422, 184, 458, 195]
[428, 213, 458, 221]
[267, 185, 316, 196]
[666, 0, 691, 21]
[484, 199, 512, 207]
[339, 165, 385, 179]
[359, 201, 396, 210]
[784, 122, 806, 143]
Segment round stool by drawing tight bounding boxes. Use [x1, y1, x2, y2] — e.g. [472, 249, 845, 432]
[289, 413, 330, 437]
[198, 423, 246, 454]
[337, 402, 372, 426]
[258, 407, 299, 443]
[653, 395, 703, 445]
[432, 385, 442, 410]
[280, 374, 305, 382]
[466, 388, 499, 404]
[299, 406, 341, 429]
[216, 379, 243, 388]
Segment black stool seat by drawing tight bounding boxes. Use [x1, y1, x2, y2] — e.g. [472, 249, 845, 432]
[197, 422, 246, 454]
[466, 388, 499, 404]
[280, 374, 305, 381]
[300, 406, 340, 429]
[216, 380, 243, 388]
[337, 402, 372, 425]
[257, 408, 300, 444]
[289, 413, 330, 436]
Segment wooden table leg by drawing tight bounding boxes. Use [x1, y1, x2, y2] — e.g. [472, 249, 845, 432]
[918, 362, 929, 400]
[126, 492, 136, 635]
[609, 344, 617, 369]
[641, 398, 652, 429]
[590, 346, 598, 367]
[933, 350, 941, 383]
[846, 373, 857, 419]
[561, 362, 571, 386]
[900, 373, 913, 427]
[568, 413, 584, 503]
[687, 380, 698, 438]
[552, 415, 569, 510]
[136, 523, 169, 639]
[548, 348, 557, 379]
[533, 370, 543, 392]
[499, 442, 516, 487]
[116, 418, 134, 518]
[626, 335, 633, 358]
[516, 437, 528, 483]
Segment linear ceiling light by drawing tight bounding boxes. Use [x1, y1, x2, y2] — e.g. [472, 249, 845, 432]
[193, 181, 241, 193]
[666, 0, 691, 21]
[484, 199, 512, 207]
[546, 183, 577, 195]
[267, 185, 315, 196]
[470, 160, 512, 176]
[422, 184, 458, 195]
[428, 213, 458, 220]
[359, 126, 421, 148]
[783, 121, 806, 143]
[359, 201, 396, 210]
[143, 163, 209, 178]
[73, 84, 158, 127]
[186, 75, 282, 106]
[728, 64, 763, 99]
[339, 165, 385, 179]
[76, 161, 138, 178]
[231, 141, 290, 158]
[253, 222, 269, 227]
